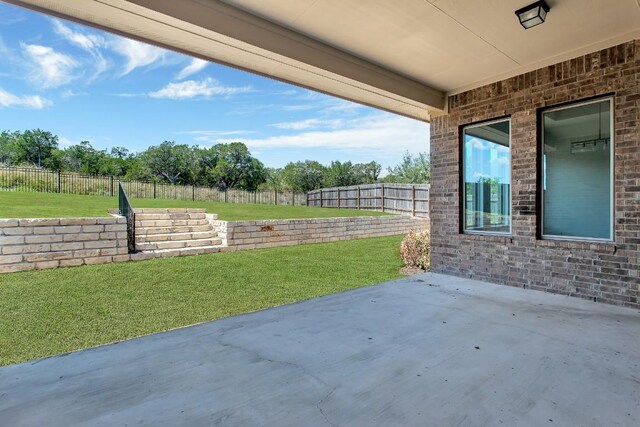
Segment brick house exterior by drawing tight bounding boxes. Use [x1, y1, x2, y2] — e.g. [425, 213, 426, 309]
[430, 41, 640, 309]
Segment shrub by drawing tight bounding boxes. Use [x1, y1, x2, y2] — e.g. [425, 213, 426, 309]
[400, 229, 430, 270]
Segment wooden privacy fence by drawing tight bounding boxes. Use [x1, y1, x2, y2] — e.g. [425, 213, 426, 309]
[307, 183, 429, 217]
[0, 166, 306, 206]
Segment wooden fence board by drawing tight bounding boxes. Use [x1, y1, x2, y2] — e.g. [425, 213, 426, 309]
[308, 183, 429, 217]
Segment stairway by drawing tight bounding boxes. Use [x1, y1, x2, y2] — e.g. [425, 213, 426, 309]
[134, 208, 224, 256]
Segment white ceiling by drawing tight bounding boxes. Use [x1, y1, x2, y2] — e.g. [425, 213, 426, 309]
[224, 0, 640, 94]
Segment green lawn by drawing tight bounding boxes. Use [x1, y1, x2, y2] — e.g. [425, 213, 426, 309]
[0, 191, 389, 220]
[0, 235, 404, 366]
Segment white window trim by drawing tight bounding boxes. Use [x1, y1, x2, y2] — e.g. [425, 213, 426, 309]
[462, 117, 512, 236]
[540, 96, 615, 243]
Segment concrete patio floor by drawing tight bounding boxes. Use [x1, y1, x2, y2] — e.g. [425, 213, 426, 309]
[1, 273, 639, 426]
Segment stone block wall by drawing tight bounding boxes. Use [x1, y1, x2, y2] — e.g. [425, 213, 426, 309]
[0, 217, 128, 273]
[213, 215, 428, 251]
[430, 40, 640, 308]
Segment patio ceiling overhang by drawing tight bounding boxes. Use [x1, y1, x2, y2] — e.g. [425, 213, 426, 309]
[6, 0, 640, 122]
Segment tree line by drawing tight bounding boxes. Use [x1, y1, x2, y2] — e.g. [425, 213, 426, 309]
[0, 129, 430, 192]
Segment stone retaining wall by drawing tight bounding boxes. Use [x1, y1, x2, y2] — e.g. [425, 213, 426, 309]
[214, 215, 428, 251]
[0, 217, 128, 273]
[0, 214, 428, 273]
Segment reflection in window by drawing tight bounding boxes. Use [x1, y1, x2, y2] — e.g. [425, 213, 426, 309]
[462, 120, 511, 233]
[542, 98, 612, 240]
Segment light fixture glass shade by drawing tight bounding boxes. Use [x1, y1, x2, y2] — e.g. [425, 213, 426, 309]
[516, 1, 550, 29]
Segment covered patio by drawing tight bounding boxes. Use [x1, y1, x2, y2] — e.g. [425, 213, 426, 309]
[1, 273, 638, 426]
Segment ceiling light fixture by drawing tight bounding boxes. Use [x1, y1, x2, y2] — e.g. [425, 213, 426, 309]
[515, 1, 550, 29]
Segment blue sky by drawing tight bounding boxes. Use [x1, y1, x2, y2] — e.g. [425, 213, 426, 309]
[0, 2, 429, 170]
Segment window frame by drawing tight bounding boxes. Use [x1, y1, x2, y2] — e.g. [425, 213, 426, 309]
[538, 95, 615, 243]
[459, 116, 513, 237]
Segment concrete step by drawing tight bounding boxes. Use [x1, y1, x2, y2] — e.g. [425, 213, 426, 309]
[136, 238, 223, 251]
[136, 225, 212, 235]
[136, 231, 216, 243]
[135, 219, 210, 228]
[135, 208, 206, 214]
[140, 245, 225, 257]
[135, 212, 207, 221]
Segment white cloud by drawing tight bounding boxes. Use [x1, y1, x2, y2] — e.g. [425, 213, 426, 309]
[270, 118, 343, 130]
[22, 43, 78, 88]
[275, 89, 298, 96]
[52, 19, 109, 79]
[0, 86, 51, 109]
[491, 156, 510, 165]
[111, 38, 165, 76]
[281, 104, 317, 112]
[61, 89, 86, 99]
[58, 136, 74, 147]
[469, 138, 486, 150]
[185, 130, 254, 140]
[212, 114, 429, 154]
[148, 78, 252, 100]
[52, 19, 104, 51]
[176, 58, 208, 80]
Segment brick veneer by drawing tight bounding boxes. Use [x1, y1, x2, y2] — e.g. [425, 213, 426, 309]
[430, 40, 640, 308]
[214, 216, 429, 251]
[0, 217, 129, 273]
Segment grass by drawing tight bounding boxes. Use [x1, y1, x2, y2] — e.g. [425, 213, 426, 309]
[0, 191, 390, 220]
[0, 235, 404, 366]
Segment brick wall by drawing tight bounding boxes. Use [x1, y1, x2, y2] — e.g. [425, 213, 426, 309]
[0, 217, 128, 273]
[214, 215, 429, 251]
[430, 40, 640, 308]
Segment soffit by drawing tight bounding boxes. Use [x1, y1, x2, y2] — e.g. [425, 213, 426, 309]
[225, 0, 640, 94]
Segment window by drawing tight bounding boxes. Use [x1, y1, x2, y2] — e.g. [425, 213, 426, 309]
[462, 119, 511, 234]
[541, 97, 613, 241]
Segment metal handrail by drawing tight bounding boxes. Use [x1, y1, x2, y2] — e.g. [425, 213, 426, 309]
[118, 182, 136, 254]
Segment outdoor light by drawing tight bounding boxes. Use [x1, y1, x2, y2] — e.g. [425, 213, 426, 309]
[515, 1, 550, 29]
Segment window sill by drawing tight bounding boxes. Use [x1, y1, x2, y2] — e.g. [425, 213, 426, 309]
[460, 233, 513, 244]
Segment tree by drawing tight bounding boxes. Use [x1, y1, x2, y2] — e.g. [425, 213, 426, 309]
[262, 167, 285, 191]
[0, 131, 20, 165]
[204, 143, 266, 191]
[281, 160, 327, 193]
[324, 161, 356, 187]
[109, 147, 133, 177]
[383, 152, 430, 184]
[14, 129, 59, 168]
[60, 141, 113, 175]
[353, 161, 382, 184]
[141, 141, 198, 184]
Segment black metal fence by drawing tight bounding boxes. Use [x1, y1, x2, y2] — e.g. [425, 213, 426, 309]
[118, 182, 136, 254]
[0, 166, 307, 206]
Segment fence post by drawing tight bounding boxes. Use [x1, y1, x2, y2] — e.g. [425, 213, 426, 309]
[57, 170, 61, 193]
[320, 190, 323, 208]
[357, 186, 361, 210]
[381, 184, 385, 212]
[306, 192, 309, 207]
[192, 185, 195, 201]
[153, 182, 157, 199]
[110, 176, 114, 197]
[224, 189, 228, 203]
[412, 185, 416, 217]
[275, 189, 278, 205]
[337, 188, 341, 209]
